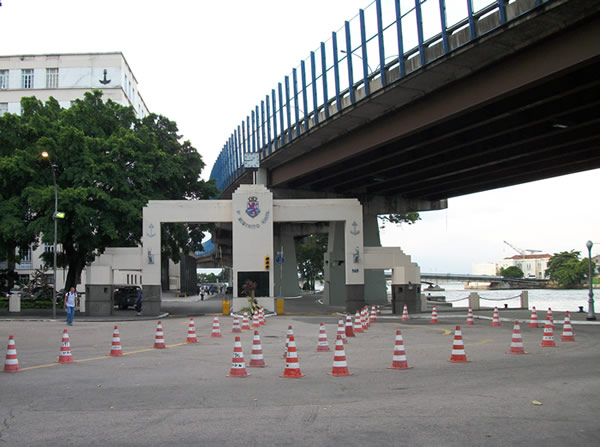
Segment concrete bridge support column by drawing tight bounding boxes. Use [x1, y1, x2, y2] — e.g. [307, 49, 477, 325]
[363, 212, 387, 304]
[273, 224, 302, 297]
[84, 265, 113, 316]
[323, 222, 346, 306]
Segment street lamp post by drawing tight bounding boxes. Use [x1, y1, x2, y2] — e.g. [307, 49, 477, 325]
[586, 240, 595, 321]
[41, 151, 58, 320]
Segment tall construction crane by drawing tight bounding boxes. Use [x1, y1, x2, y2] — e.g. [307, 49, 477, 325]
[503, 240, 542, 256]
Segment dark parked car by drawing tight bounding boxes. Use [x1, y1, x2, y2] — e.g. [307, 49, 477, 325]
[114, 286, 140, 310]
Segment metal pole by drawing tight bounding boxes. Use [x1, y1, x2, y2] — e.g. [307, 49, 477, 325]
[279, 246, 283, 298]
[50, 164, 58, 321]
[586, 240, 595, 320]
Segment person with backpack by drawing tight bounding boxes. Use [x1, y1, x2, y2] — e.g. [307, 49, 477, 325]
[64, 287, 78, 325]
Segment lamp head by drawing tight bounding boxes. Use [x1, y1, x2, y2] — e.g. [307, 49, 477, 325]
[41, 151, 49, 158]
[586, 240, 593, 251]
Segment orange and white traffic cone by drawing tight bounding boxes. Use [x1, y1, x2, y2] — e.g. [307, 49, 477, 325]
[154, 321, 166, 349]
[540, 319, 557, 347]
[430, 306, 439, 323]
[491, 307, 501, 326]
[328, 335, 352, 376]
[466, 307, 474, 325]
[248, 330, 267, 367]
[362, 307, 369, 330]
[529, 307, 539, 328]
[283, 325, 294, 358]
[402, 304, 409, 322]
[281, 335, 305, 378]
[506, 320, 527, 354]
[109, 325, 123, 356]
[3, 335, 20, 373]
[337, 317, 348, 344]
[388, 329, 412, 370]
[251, 313, 260, 329]
[58, 329, 74, 363]
[232, 316, 241, 333]
[370, 305, 377, 323]
[241, 312, 250, 330]
[353, 310, 363, 334]
[449, 326, 469, 363]
[186, 318, 198, 343]
[227, 336, 250, 377]
[561, 311, 575, 342]
[316, 322, 330, 352]
[377, 305, 381, 316]
[259, 307, 266, 326]
[345, 313, 355, 337]
[211, 316, 223, 338]
[546, 309, 555, 330]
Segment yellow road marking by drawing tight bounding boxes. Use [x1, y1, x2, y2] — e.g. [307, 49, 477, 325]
[394, 323, 453, 335]
[17, 342, 191, 372]
[465, 338, 494, 346]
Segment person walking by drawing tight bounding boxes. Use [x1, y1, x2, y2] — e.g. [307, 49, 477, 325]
[135, 289, 143, 316]
[64, 287, 78, 326]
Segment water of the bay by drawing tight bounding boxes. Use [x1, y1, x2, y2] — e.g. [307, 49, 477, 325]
[423, 282, 593, 312]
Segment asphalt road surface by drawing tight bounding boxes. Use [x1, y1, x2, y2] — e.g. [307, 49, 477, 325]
[1, 315, 599, 446]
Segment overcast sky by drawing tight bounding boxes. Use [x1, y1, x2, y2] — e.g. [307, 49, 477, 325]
[1, 0, 598, 273]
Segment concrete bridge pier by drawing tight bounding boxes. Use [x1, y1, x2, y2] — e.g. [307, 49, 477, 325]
[363, 211, 388, 304]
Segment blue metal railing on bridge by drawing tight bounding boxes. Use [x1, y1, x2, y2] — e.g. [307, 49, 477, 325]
[209, 0, 549, 192]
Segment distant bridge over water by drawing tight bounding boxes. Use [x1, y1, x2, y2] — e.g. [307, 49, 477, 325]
[420, 272, 549, 288]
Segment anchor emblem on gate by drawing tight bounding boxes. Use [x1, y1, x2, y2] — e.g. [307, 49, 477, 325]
[350, 221, 360, 235]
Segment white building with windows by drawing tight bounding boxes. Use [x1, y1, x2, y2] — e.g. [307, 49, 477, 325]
[0, 52, 148, 118]
[473, 254, 551, 279]
[1, 52, 150, 292]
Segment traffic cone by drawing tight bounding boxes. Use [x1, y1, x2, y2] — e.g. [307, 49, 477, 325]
[337, 317, 348, 344]
[466, 307, 474, 325]
[362, 307, 369, 330]
[281, 335, 305, 378]
[251, 313, 260, 329]
[377, 305, 381, 316]
[241, 312, 250, 330]
[529, 307, 539, 328]
[328, 335, 352, 376]
[546, 310, 555, 330]
[58, 329, 74, 363]
[491, 307, 501, 326]
[430, 306, 439, 323]
[449, 326, 469, 363]
[259, 307, 266, 326]
[506, 320, 527, 354]
[248, 330, 267, 367]
[540, 320, 557, 347]
[186, 318, 198, 343]
[283, 325, 294, 358]
[345, 313, 355, 337]
[561, 311, 575, 342]
[211, 316, 223, 338]
[402, 304, 409, 322]
[370, 305, 377, 323]
[316, 322, 330, 352]
[3, 335, 20, 373]
[154, 321, 166, 349]
[232, 316, 241, 333]
[353, 310, 363, 334]
[227, 336, 250, 377]
[109, 325, 123, 356]
[388, 329, 412, 370]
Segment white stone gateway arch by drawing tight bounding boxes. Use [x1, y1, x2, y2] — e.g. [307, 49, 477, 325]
[141, 184, 367, 313]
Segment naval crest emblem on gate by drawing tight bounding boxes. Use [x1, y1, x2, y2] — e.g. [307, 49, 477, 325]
[246, 196, 260, 218]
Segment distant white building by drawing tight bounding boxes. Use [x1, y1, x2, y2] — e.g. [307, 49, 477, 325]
[0, 52, 148, 118]
[1, 52, 150, 291]
[473, 254, 551, 279]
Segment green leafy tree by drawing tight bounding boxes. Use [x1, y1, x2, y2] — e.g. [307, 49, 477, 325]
[296, 234, 327, 291]
[499, 266, 524, 278]
[378, 212, 420, 228]
[545, 251, 593, 288]
[197, 272, 219, 283]
[2, 91, 217, 291]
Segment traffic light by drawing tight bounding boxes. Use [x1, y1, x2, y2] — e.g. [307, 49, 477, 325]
[264, 255, 270, 270]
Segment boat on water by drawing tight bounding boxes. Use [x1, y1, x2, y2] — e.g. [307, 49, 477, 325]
[424, 284, 445, 292]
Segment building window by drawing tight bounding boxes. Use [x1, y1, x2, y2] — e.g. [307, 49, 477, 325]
[0, 103, 7, 116]
[0, 70, 8, 89]
[46, 68, 59, 88]
[21, 69, 34, 89]
[43, 244, 54, 253]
